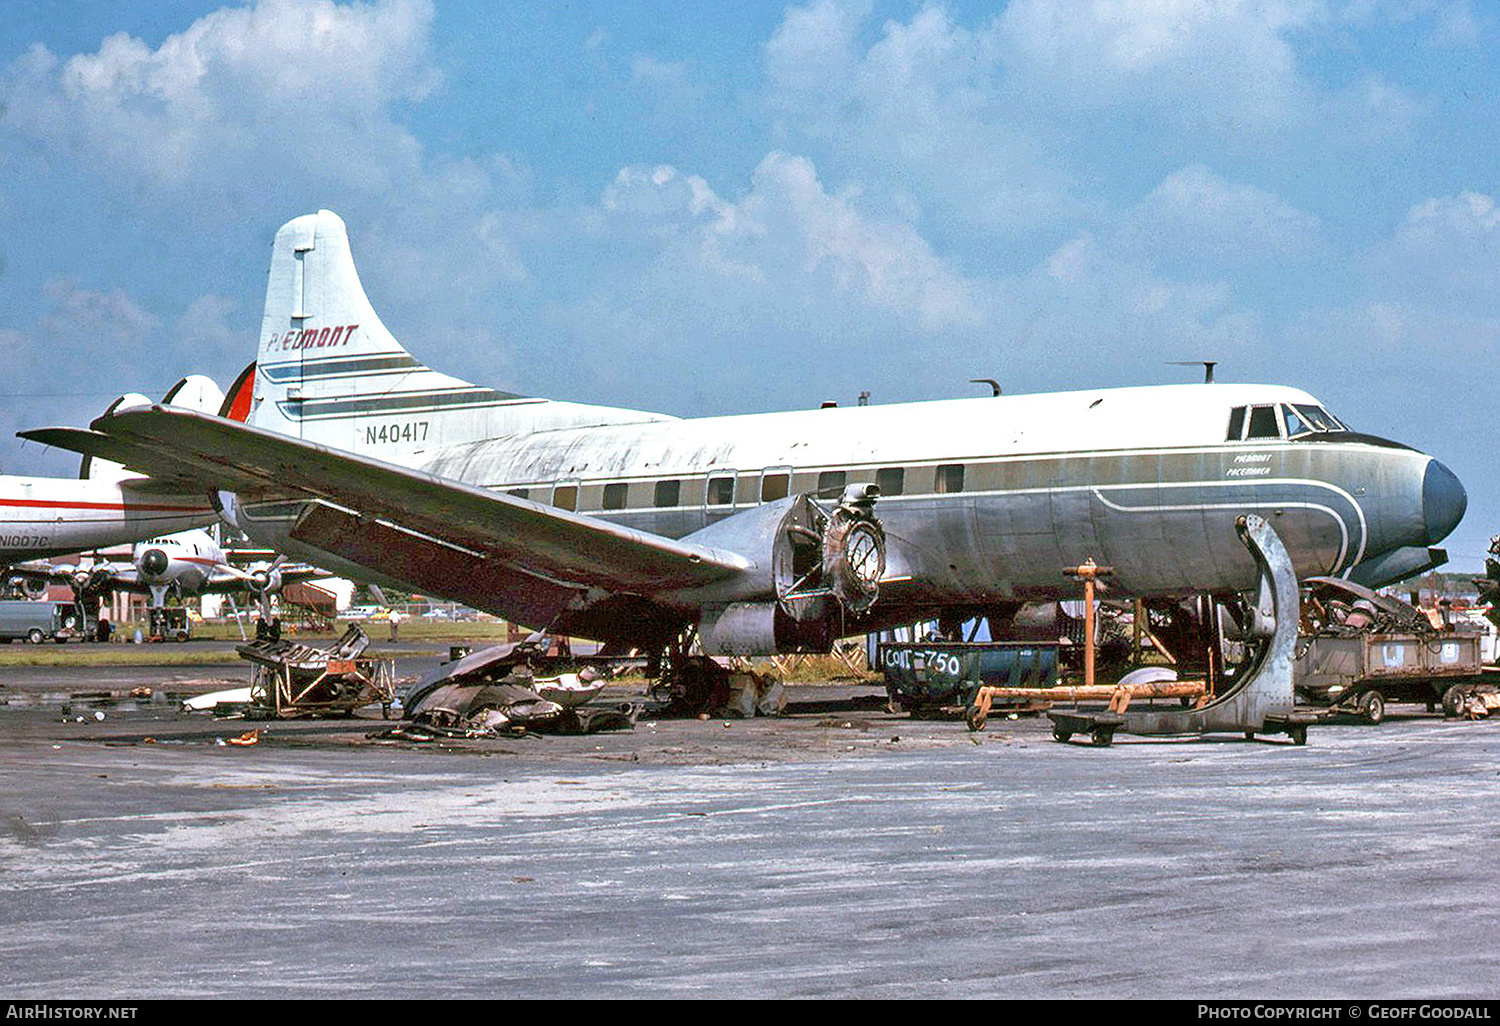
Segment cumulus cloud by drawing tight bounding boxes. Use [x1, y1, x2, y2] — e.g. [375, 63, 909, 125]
[998, 0, 1315, 129]
[172, 294, 246, 369]
[39, 278, 158, 354]
[759, 0, 1430, 244]
[1011, 233, 1263, 370]
[1355, 192, 1500, 315]
[1114, 164, 1324, 266]
[598, 152, 982, 333]
[528, 151, 1285, 416]
[1278, 189, 1500, 469]
[1, 0, 438, 194]
[763, 1, 1076, 236]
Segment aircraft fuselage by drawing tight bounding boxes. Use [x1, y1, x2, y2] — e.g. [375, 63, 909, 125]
[233, 381, 1462, 636]
[0, 475, 216, 565]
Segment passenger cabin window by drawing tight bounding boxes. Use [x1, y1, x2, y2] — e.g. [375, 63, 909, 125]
[935, 464, 965, 494]
[602, 483, 628, 511]
[553, 484, 578, 511]
[654, 480, 680, 508]
[707, 476, 735, 506]
[1245, 405, 1281, 440]
[876, 467, 905, 497]
[817, 470, 846, 498]
[760, 472, 790, 503]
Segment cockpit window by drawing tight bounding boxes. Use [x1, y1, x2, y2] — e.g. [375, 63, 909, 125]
[1280, 403, 1347, 437]
[1283, 406, 1309, 438]
[1291, 403, 1344, 432]
[1226, 406, 1246, 441]
[1245, 405, 1281, 439]
[1229, 401, 1347, 442]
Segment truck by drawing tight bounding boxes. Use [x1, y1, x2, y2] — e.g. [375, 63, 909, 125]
[0, 600, 88, 644]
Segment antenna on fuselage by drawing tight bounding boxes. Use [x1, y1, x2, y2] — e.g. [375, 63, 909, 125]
[1169, 361, 1217, 384]
[970, 378, 1001, 396]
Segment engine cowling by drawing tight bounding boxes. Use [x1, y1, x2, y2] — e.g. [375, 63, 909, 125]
[248, 563, 282, 595]
[139, 548, 170, 578]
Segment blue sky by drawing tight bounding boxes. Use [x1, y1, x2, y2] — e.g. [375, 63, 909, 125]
[1, 0, 1496, 571]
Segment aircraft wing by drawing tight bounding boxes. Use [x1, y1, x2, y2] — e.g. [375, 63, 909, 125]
[5, 559, 136, 594]
[202, 560, 325, 592]
[19, 427, 220, 493]
[24, 407, 752, 595]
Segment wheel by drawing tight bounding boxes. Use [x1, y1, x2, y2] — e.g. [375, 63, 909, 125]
[965, 707, 987, 732]
[1289, 726, 1307, 746]
[1359, 691, 1385, 725]
[1442, 684, 1467, 718]
[1052, 728, 1073, 743]
[26, 628, 44, 645]
[1091, 727, 1113, 747]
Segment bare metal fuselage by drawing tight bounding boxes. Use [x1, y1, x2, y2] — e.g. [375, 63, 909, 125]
[234, 391, 1449, 640]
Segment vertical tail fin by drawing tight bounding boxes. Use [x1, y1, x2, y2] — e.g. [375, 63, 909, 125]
[246, 210, 674, 460]
[248, 210, 523, 456]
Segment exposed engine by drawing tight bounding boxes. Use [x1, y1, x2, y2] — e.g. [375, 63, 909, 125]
[694, 485, 885, 655]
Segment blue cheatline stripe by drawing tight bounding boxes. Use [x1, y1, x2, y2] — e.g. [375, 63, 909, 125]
[276, 388, 539, 420]
[258, 354, 424, 382]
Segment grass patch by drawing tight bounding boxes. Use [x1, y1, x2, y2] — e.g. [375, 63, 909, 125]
[0, 644, 248, 666]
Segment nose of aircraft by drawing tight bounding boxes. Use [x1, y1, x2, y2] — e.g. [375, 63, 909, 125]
[140, 548, 169, 577]
[1422, 458, 1466, 545]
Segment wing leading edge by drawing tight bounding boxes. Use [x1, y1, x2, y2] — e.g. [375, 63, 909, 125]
[22, 407, 751, 598]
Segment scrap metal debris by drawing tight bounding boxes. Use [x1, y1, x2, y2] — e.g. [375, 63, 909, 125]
[237, 625, 394, 719]
[373, 637, 638, 741]
[1301, 576, 1436, 636]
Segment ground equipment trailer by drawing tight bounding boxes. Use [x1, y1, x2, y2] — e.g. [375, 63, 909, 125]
[1295, 629, 1486, 722]
[1294, 577, 1489, 723]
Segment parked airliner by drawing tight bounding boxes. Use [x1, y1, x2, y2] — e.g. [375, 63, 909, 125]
[12, 526, 320, 618]
[0, 378, 223, 585]
[21, 211, 1466, 656]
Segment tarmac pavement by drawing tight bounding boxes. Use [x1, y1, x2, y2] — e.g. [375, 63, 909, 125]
[2, 659, 1499, 999]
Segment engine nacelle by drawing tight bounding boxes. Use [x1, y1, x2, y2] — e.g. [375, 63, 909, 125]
[685, 485, 886, 655]
[21, 577, 48, 601]
[249, 563, 283, 595]
[698, 602, 837, 656]
[138, 548, 170, 579]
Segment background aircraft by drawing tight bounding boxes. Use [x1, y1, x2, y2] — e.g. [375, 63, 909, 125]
[22, 211, 1467, 662]
[10, 527, 324, 635]
[0, 376, 223, 586]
